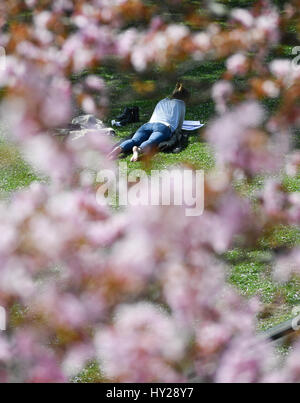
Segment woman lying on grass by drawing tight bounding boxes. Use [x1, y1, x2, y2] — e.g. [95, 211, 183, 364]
[108, 83, 190, 162]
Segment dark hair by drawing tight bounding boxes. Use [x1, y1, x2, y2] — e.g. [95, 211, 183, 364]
[171, 82, 190, 102]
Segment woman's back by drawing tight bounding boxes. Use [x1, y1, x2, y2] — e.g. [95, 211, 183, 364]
[149, 98, 186, 133]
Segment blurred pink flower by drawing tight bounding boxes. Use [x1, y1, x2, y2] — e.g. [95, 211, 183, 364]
[212, 80, 233, 114]
[226, 53, 248, 75]
[285, 152, 300, 177]
[95, 303, 187, 382]
[273, 249, 300, 282]
[85, 76, 105, 91]
[216, 336, 274, 383]
[270, 59, 292, 79]
[231, 9, 254, 28]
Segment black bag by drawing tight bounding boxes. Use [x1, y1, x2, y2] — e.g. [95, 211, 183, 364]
[158, 130, 189, 153]
[116, 106, 140, 126]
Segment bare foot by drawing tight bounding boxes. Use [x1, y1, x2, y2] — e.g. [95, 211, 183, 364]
[130, 146, 141, 162]
[107, 146, 122, 160]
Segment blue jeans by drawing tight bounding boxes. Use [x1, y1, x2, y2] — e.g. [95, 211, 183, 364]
[120, 122, 172, 153]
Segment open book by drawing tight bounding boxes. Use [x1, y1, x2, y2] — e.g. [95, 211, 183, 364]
[182, 121, 205, 131]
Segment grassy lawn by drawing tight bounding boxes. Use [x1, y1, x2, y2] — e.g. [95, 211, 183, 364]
[1, 60, 300, 335]
[0, 137, 40, 198]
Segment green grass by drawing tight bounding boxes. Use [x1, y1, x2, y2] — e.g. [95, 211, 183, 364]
[226, 246, 300, 330]
[72, 362, 103, 384]
[226, 223, 300, 330]
[1, 60, 300, 336]
[0, 138, 40, 197]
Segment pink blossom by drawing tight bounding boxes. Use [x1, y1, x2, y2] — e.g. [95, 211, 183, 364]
[270, 342, 300, 383]
[262, 80, 280, 98]
[273, 249, 300, 282]
[259, 179, 287, 217]
[255, 7, 280, 44]
[23, 135, 75, 184]
[41, 77, 72, 127]
[285, 152, 300, 177]
[231, 9, 254, 28]
[95, 303, 187, 382]
[193, 32, 211, 52]
[212, 80, 233, 114]
[85, 76, 105, 91]
[226, 53, 248, 75]
[206, 101, 277, 174]
[117, 28, 139, 57]
[82, 96, 97, 114]
[270, 59, 292, 79]
[62, 344, 95, 377]
[216, 337, 274, 383]
[0, 337, 11, 362]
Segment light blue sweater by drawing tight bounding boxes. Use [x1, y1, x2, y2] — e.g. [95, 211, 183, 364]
[149, 98, 186, 133]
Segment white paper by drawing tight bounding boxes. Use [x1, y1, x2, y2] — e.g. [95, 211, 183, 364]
[182, 121, 205, 131]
